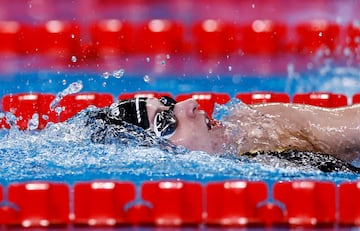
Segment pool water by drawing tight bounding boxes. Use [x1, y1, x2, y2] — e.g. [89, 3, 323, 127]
[1, 59, 360, 186]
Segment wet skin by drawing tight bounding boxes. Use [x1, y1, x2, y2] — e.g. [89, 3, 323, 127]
[146, 97, 360, 162]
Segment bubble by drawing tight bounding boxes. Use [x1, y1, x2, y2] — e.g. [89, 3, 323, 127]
[143, 75, 151, 82]
[166, 54, 171, 59]
[146, 57, 151, 62]
[71, 34, 75, 39]
[318, 32, 323, 37]
[228, 66, 232, 72]
[251, 3, 255, 8]
[62, 80, 67, 85]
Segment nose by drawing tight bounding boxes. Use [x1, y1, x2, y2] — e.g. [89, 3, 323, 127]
[173, 98, 198, 118]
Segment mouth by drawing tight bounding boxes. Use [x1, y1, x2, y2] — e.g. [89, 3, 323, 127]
[205, 115, 219, 130]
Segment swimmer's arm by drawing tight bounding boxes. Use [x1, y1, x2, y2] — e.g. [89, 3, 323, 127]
[253, 103, 360, 161]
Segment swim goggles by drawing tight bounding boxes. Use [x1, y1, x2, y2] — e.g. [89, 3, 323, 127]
[108, 96, 177, 139]
[153, 96, 177, 139]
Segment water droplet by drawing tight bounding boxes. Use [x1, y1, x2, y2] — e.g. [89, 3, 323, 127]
[50, 81, 83, 110]
[102, 72, 110, 79]
[67, 81, 83, 94]
[62, 80, 67, 85]
[55, 106, 65, 115]
[112, 69, 125, 78]
[343, 47, 352, 56]
[71, 34, 75, 39]
[28, 113, 39, 130]
[166, 54, 171, 59]
[251, 3, 255, 8]
[161, 60, 166, 65]
[71, 56, 77, 63]
[143, 75, 151, 82]
[146, 57, 151, 62]
[318, 32, 323, 37]
[208, 69, 213, 74]
[42, 115, 49, 121]
[228, 66, 232, 71]
[102, 82, 107, 87]
[5, 113, 17, 127]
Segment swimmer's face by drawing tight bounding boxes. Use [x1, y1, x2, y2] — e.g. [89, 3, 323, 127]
[146, 97, 219, 154]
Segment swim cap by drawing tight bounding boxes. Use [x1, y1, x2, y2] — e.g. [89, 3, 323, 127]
[87, 96, 179, 140]
[106, 97, 150, 129]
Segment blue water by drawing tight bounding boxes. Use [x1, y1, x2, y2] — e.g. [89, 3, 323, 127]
[0, 107, 359, 186]
[1, 56, 360, 101]
[1, 58, 360, 186]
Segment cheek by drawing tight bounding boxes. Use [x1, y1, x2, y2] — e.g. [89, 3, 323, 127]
[170, 123, 210, 148]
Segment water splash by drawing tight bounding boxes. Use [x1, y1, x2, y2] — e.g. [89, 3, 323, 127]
[28, 113, 39, 131]
[101, 69, 125, 79]
[143, 75, 151, 82]
[50, 80, 83, 111]
[0, 104, 358, 185]
[112, 69, 125, 79]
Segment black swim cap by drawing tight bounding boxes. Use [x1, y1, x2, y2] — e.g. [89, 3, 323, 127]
[106, 97, 150, 129]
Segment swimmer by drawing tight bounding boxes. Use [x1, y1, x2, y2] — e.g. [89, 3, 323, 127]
[87, 96, 360, 172]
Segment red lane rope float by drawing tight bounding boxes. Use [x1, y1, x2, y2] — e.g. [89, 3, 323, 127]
[236, 92, 290, 104]
[1, 92, 114, 130]
[192, 20, 238, 57]
[140, 181, 203, 226]
[136, 19, 186, 55]
[295, 20, 340, 55]
[0, 21, 26, 54]
[238, 20, 288, 55]
[0, 182, 70, 227]
[2, 91, 360, 130]
[1, 93, 56, 130]
[2, 19, 360, 58]
[73, 181, 135, 226]
[338, 182, 360, 226]
[15, 21, 81, 58]
[205, 181, 269, 226]
[0, 180, 359, 227]
[273, 181, 336, 226]
[47, 92, 114, 123]
[293, 92, 348, 108]
[346, 23, 360, 54]
[90, 19, 136, 56]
